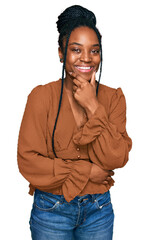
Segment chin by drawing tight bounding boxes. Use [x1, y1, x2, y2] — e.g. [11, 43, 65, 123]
[81, 74, 92, 81]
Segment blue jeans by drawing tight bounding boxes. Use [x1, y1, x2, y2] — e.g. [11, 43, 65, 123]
[29, 189, 114, 240]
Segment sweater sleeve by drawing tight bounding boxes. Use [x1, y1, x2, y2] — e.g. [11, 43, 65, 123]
[17, 85, 92, 202]
[72, 87, 132, 170]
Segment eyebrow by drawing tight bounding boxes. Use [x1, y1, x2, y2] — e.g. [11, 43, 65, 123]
[69, 42, 100, 47]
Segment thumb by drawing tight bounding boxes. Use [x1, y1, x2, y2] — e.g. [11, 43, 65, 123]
[90, 70, 96, 86]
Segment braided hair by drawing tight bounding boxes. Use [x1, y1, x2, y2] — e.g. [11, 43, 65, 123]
[52, 5, 103, 157]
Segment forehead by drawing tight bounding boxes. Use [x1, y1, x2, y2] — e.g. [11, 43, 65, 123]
[69, 26, 99, 45]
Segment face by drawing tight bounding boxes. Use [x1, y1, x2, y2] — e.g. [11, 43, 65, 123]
[59, 26, 101, 81]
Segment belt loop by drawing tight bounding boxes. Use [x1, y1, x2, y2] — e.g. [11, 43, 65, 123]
[78, 194, 88, 203]
[91, 194, 95, 202]
[60, 195, 65, 204]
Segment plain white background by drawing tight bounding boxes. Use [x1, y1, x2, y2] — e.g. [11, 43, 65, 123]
[0, 0, 149, 239]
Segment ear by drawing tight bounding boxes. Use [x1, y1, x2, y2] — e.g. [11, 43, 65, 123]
[58, 47, 64, 60]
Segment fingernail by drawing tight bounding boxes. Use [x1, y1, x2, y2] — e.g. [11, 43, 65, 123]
[69, 72, 73, 75]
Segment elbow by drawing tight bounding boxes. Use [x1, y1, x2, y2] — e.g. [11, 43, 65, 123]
[113, 155, 128, 169]
[17, 151, 22, 174]
[104, 143, 129, 170]
[17, 150, 31, 183]
[110, 144, 129, 170]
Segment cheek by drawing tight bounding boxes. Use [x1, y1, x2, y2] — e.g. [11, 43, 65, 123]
[95, 55, 101, 63]
[66, 54, 77, 64]
[65, 54, 78, 70]
[95, 57, 101, 70]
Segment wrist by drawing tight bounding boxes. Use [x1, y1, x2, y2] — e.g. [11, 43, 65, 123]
[85, 99, 99, 119]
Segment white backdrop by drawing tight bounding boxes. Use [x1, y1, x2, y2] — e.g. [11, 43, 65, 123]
[0, 0, 149, 239]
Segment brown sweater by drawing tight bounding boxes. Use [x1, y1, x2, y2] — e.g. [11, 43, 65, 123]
[17, 78, 132, 202]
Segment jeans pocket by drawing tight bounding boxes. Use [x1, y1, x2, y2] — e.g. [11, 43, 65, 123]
[95, 199, 111, 210]
[34, 191, 61, 212]
[94, 191, 112, 210]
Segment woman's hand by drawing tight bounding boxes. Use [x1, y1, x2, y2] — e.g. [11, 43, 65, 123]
[90, 163, 114, 185]
[70, 71, 99, 117]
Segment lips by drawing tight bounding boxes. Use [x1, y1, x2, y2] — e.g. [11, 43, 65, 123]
[75, 66, 94, 73]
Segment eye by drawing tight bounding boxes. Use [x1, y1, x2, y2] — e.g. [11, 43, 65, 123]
[91, 49, 100, 54]
[72, 48, 81, 53]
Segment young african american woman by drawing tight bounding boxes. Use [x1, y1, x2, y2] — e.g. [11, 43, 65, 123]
[17, 5, 132, 240]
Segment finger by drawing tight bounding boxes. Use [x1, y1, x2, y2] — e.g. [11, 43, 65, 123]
[90, 70, 96, 85]
[106, 176, 112, 181]
[73, 85, 78, 91]
[103, 180, 108, 185]
[69, 72, 77, 78]
[73, 78, 82, 88]
[109, 170, 114, 176]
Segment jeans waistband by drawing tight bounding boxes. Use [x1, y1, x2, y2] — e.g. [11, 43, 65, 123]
[35, 189, 109, 204]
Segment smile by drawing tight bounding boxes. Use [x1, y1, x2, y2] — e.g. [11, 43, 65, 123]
[75, 66, 94, 73]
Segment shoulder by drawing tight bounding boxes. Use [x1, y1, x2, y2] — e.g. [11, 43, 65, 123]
[97, 82, 126, 114]
[28, 79, 61, 98]
[27, 79, 61, 111]
[98, 82, 125, 102]
[98, 83, 123, 96]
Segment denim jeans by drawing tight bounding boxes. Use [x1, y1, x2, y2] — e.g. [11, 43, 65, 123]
[29, 189, 114, 240]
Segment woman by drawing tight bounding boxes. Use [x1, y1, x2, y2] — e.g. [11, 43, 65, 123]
[17, 5, 132, 240]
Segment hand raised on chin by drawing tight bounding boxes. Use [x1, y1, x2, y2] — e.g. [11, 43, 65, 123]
[70, 71, 100, 118]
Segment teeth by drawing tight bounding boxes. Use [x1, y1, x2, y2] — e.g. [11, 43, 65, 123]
[77, 66, 92, 70]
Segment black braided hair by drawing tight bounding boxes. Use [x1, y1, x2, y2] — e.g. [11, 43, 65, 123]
[52, 5, 103, 158]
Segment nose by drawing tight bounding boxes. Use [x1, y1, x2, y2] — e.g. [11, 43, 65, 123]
[80, 50, 92, 62]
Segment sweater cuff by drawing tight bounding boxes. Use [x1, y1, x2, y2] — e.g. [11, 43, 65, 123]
[73, 103, 108, 145]
[54, 158, 92, 202]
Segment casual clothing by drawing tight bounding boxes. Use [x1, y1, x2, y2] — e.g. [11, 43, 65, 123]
[17, 78, 132, 203]
[29, 189, 114, 240]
